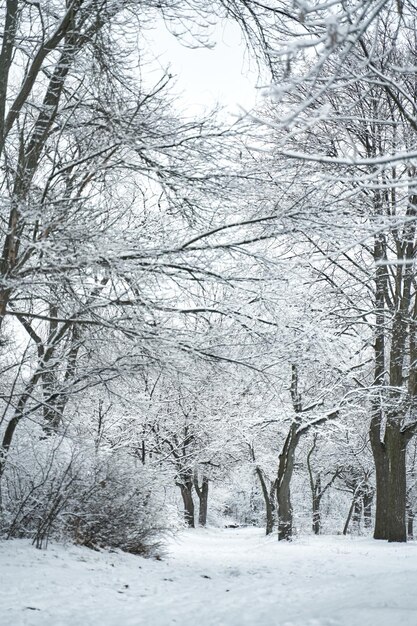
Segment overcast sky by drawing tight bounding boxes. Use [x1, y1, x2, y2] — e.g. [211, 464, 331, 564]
[144, 19, 263, 117]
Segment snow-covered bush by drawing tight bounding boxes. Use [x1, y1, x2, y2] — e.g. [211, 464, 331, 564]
[0, 426, 176, 556]
[66, 455, 171, 557]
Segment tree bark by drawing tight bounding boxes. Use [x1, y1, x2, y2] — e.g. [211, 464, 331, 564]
[0, 0, 19, 147]
[255, 466, 276, 535]
[180, 482, 195, 528]
[385, 422, 407, 542]
[407, 507, 414, 540]
[370, 230, 390, 540]
[194, 473, 209, 527]
[343, 493, 358, 536]
[370, 425, 389, 539]
[277, 478, 293, 540]
[312, 486, 321, 535]
[277, 424, 298, 541]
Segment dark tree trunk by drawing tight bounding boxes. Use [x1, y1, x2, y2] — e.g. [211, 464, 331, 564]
[385, 422, 407, 542]
[370, 232, 390, 540]
[267, 480, 277, 535]
[369, 200, 417, 543]
[180, 482, 195, 528]
[199, 477, 209, 527]
[370, 418, 408, 542]
[277, 424, 298, 541]
[194, 474, 209, 527]
[276, 366, 302, 541]
[370, 411, 390, 540]
[278, 479, 293, 541]
[343, 496, 355, 535]
[343, 493, 358, 536]
[312, 491, 321, 535]
[407, 507, 414, 540]
[255, 466, 276, 535]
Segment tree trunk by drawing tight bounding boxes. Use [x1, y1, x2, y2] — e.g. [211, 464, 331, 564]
[277, 429, 297, 541]
[371, 416, 408, 542]
[370, 231, 390, 540]
[180, 482, 195, 528]
[343, 493, 357, 536]
[370, 412, 390, 540]
[276, 366, 302, 541]
[277, 480, 293, 541]
[312, 492, 321, 535]
[407, 507, 414, 540]
[385, 422, 407, 542]
[255, 467, 276, 535]
[199, 478, 209, 527]
[193, 475, 209, 527]
[372, 455, 389, 539]
[267, 480, 277, 535]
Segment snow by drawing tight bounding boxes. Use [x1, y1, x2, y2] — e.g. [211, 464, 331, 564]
[2, 528, 417, 626]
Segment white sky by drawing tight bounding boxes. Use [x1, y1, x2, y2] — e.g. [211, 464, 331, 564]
[144, 19, 263, 117]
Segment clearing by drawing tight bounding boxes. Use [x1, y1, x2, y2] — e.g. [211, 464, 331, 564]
[1, 527, 417, 626]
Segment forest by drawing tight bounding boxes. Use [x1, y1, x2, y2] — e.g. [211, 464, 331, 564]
[1, 0, 417, 577]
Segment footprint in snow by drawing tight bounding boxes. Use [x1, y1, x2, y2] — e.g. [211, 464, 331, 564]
[226, 568, 241, 577]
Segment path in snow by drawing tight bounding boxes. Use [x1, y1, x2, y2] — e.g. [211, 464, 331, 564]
[1, 527, 417, 626]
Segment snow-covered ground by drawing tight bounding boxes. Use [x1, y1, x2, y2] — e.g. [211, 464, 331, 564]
[2, 527, 417, 626]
